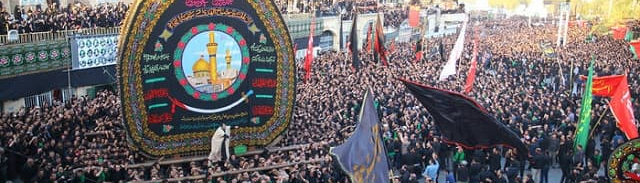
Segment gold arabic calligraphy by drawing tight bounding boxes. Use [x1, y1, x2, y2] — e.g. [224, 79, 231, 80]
[352, 125, 383, 183]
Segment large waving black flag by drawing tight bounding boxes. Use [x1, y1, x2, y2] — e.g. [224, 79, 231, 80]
[401, 79, 528, 159]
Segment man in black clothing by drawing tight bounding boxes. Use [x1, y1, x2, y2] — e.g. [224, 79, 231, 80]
[541, 151, 551, 183]
[547, 134, 560, 168]
[489, 148, 501, 171]
[469, 159, 482, 182]
[531, 148, 545, 183]
[505, 158, 520, 183]
[0, 148, 6, 182]
[402, 148, 422, 174]
[559, 149, 574, 183]
[455, 161, 469, 183]
[109, 165, 127, 182]
[477, 167, 497, 183]
[20, 158, 38, 182]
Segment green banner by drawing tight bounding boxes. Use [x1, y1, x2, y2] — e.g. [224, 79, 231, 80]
[0, 41, 70, 77]
[575, 56, 595, 151]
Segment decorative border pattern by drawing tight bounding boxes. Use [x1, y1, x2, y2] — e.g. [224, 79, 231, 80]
[608, 138, 640, 182]
[118, 0, 295, 155]
[0, 41, 71, 77]
[173, 23, 250, 101]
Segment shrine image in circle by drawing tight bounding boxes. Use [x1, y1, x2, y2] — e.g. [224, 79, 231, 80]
[182, 31, 242, 94]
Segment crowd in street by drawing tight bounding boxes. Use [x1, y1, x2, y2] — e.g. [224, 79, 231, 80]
[0, 5, 639, 183]
[0, 2, 128, 35]
[0, 90, 133, 182]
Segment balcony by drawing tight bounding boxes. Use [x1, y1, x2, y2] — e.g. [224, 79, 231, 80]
[0, 16, 328, 77]
[0, 27, 121, 45]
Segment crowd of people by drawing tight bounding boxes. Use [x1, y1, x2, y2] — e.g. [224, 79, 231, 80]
[1, 3, 640, 183]
[0, 90, 133, 182]
[0, 2, 128, 35]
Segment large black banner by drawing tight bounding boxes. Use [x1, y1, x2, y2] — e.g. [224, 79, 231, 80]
[118, 0, 295, 156]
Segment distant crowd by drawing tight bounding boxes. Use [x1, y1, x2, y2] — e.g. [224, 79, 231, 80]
[0, 2, 128, 35]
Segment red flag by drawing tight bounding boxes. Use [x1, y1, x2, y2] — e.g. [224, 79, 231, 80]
[374, 14, 388, 66]
[389, 40, 396, 53]
[415, 39, 423, 63]
[631, 40, 640, 58]
[464, 26, 479, 94]
[581, 75, 624, 97]
[366, 24, 373, 53]
[408, 5, 420, 28]
[581, 75, 638, 139]
[612, 26, 628, 40]
[304, 17, 315, 82]
[609, 76, 638, 139]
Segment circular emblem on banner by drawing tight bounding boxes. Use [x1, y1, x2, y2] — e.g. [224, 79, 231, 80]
[118, 0, 295, 156]
[173, 24, 250, 101]
[608, 138, 640, 182]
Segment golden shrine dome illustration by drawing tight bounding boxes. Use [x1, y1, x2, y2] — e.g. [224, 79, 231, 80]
[192, 55, 209, 72]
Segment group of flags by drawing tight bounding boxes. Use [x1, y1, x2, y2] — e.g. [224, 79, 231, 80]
[574, 56, 638, 150]
[331, 79, 530, 182]
[362, 15, 389, 66]
[321, 9, 639, 183]
[611, 26, 639, 59]
[307, 12, 388, 75]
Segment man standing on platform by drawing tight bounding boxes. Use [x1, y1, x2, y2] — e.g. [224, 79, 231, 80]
[209, 124, 230, 163]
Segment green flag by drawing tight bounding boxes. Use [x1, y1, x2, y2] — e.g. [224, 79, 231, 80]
[631, 45, 638, 59]
[575, 56, 595, 151]
[625, 30, 633, 42]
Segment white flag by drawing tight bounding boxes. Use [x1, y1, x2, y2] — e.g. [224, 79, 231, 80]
[439, 18, 468, 81]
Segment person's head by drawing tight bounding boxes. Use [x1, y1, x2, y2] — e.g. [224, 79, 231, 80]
[425, 176, 433, 183]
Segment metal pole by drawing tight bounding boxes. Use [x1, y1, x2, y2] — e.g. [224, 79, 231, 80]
[556, 11, 563, 47]
[563, 5, 569, 47]
[608, 0, 613, 17]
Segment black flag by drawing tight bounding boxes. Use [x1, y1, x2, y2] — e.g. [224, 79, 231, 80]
[339, 13, 343, 50]
[438, 40, 445, 62]
[401, 79, 528, 159]
[350, 13, 360, 71]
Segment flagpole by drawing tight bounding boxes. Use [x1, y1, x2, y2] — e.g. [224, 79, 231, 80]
[556, 57, 564, 90]
[589, 101, 610, 138]
[420, 6, 426, 62]
[569, 58, 574, 94]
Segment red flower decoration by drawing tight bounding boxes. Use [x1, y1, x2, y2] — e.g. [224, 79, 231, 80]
[226, 27, 233, 34]
[173, 60, 181, 67]
[227, 87, 235, 94]
[239, 39, 246, 46]
[238, 73, 246, 80]
[191, 27, 199, 34]
[179, 79, 187, 86]
[194, 91, 201, 98]
[211, 94, 218, 100]
[178, 42, 185, 49]
[208, 23, 215, 30]
[243, 57, 250, 64]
